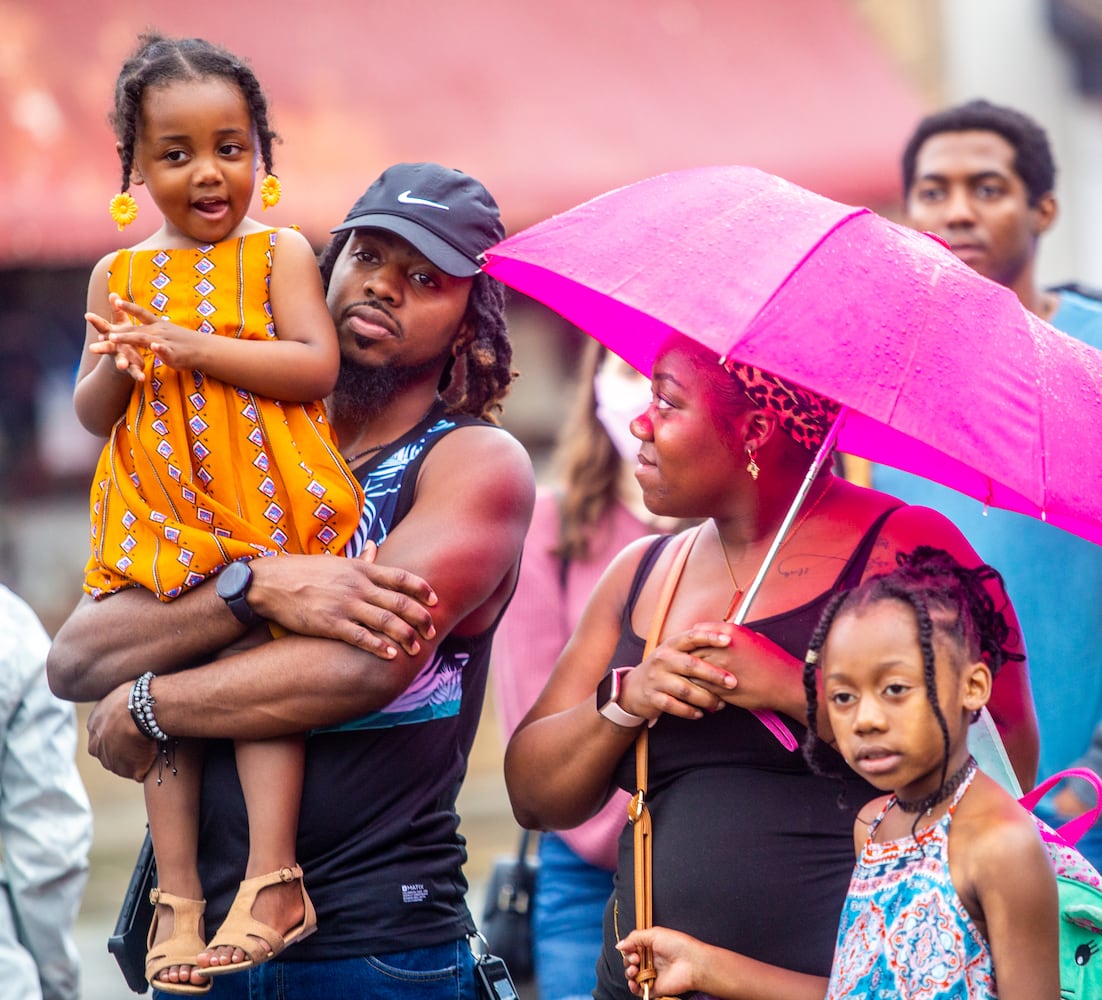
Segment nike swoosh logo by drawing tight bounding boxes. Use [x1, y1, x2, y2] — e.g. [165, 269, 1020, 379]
[397, 190, 450, 210]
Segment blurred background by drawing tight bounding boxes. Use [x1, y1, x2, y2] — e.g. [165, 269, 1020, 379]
[2, 0, 1101, 995]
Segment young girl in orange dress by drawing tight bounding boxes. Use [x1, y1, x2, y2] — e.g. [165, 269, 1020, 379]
[74, 34, 362, 995]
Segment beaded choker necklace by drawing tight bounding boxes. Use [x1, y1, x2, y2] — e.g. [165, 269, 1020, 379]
[894, 754, 977, 816]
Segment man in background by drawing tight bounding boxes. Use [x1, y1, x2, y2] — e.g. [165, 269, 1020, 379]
[874, 99, 1102, 855]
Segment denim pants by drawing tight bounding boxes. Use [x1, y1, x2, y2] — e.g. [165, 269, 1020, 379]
[154, 938, 479, 1000]
[532, 831, 616, 1000]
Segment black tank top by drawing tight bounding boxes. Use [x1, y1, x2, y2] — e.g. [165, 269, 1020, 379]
[594, 507, 900, 997]
[196, 404, 508, 959]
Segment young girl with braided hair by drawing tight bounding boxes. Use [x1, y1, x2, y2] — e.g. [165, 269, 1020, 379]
[75, 33, 362, 994]
[618, 546, 1058, 999]
[802, 545, 1057, 999]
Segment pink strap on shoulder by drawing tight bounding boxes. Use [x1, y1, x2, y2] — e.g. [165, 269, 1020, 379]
[1019, 767, 1102, 846]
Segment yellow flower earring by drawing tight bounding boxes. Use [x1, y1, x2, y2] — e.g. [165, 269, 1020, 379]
[260, 174, 281, 210]
[109, 192, 139, 231]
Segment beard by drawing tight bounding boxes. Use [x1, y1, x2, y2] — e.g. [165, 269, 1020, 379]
[330, 345, 453, 425]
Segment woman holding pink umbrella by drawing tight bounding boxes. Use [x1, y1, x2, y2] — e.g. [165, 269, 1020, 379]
[504, 332, 1038, 997]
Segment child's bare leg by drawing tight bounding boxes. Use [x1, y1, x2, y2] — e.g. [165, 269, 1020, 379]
[146, 739, 208, 988]
[200, 735, 306, 969]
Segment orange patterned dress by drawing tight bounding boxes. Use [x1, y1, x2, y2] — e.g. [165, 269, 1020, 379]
[85, 229, 363, 601]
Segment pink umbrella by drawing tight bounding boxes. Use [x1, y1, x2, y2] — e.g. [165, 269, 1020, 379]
[483, 165, 1102, 546]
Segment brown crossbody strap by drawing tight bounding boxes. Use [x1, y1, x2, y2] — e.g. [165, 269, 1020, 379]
[630, 525, 703, 1000]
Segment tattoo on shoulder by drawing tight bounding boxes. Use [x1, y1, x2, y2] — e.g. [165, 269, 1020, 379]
[863, 537, 896, 577]
[777, 550, 845, 580]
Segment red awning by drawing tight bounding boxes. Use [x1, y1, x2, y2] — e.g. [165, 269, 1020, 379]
[1, 0, 923, 266]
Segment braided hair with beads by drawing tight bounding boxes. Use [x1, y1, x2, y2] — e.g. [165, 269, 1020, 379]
[110, 33, 280, 200]
[317, 229, 515, 423]
[801, 546, 1023, 804]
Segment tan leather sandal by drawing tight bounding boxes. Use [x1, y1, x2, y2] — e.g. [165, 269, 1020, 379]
[203, 864, 317, 976]
[145, 888, 211, 995]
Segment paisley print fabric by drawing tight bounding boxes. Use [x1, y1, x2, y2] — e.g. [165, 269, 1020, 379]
[825, 768, 996, 999]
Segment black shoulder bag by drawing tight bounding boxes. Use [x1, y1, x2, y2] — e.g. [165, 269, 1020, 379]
[480, 828, 539, 983]
[107, 827, 157, 993]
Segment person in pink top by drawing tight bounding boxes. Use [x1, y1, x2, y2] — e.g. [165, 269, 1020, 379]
[492, 340, 683, 1000]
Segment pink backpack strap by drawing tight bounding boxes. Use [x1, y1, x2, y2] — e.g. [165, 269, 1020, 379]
[1019, 767, 1102, 846]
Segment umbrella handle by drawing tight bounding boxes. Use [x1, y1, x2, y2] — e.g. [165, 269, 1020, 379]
[753, 710, 799, 751]
[736, 408, 849, 754]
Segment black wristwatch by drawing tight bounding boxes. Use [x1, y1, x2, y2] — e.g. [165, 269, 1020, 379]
[596, 667, 647, 728]
[215, 560, 264, 627]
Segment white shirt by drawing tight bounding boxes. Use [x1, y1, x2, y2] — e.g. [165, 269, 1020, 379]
[0, 585, 92, 1000]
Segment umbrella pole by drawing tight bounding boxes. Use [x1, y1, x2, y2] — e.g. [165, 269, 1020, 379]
[733, 406, 848, 626]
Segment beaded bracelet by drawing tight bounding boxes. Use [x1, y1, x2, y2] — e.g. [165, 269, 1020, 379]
[127, 671, 168, 742]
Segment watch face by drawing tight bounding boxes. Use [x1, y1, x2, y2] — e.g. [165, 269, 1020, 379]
[596, 668, 645, 728]
[596, 670, 617, 709]
[217, 560, 251, 599]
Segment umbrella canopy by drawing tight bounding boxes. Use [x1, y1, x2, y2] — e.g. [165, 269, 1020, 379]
[483, 166, 1102, 546]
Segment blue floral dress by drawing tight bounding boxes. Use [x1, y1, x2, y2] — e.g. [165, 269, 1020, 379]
[825, 768, 996, 999]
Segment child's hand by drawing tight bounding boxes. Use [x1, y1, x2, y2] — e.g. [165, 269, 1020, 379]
[616, 927, 702, 997]
[96, 295, 210, 373]
[86, 294, 146, 382]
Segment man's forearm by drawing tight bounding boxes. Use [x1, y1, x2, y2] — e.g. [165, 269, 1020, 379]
[86, 627, 430, 781]
[47, 585, 245, 703]
[144, 630, 418, 741]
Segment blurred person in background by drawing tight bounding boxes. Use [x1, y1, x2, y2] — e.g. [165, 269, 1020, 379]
[874, 98, 1102, 861]
[0, 584, 93, 1000]
[493, 340, 684, 1000]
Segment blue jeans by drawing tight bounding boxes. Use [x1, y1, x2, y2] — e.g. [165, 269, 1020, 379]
[154, 939, 479, 1000]
[532, 832, 615, 1000]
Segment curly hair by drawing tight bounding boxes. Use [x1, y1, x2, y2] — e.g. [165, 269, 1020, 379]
[901, 98, 1055, 206]
[110, 33, 279, 197]
[802, 545, 1022, 795]
[317, 229, 514, 422]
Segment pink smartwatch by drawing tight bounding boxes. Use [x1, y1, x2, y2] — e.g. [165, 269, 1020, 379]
[596, 666, 647, 728]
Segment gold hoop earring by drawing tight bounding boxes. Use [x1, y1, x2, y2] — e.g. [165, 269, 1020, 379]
[746, 448, 760, 481]
[260, 174, 281, 210]
[109, 192, 139, 231]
